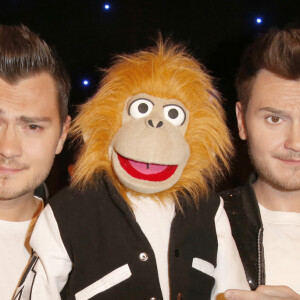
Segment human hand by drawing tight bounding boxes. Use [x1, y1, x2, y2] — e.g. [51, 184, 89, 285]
[224, 285, 300, 300]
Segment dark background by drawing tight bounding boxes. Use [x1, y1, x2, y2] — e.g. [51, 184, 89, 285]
[1, 0, 300, 195]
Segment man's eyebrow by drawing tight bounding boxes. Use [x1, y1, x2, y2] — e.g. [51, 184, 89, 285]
[0, 109, 52, 123]
[18, 116, 52, 123]
[258, 107, 287, 115]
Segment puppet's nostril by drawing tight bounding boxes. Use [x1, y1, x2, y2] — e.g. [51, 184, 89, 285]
[148, 120, 163, 128]
[156, 121, 163, 128]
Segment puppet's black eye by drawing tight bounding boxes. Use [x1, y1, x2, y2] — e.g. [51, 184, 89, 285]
[129, 98, 153, 119]
[168, 109, 179, 119]
[138, 103, 148, 114]
[164, 105, 186, 126]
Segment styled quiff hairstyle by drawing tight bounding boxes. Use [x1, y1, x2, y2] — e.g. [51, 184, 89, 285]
[0, 24, 70, 123]
[236, 26, 300, 113]
[72, 40, 233, 206]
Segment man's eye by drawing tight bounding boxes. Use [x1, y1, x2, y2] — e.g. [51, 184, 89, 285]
[266, 116, 282, 124]
[28, 124, 40, 130]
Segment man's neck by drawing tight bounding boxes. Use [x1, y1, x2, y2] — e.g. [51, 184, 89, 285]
[253, 178, 300, 213]
[0, 193, 40, 222]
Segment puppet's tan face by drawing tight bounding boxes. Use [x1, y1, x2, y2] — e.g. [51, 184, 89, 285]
[110, 93, 190, 194]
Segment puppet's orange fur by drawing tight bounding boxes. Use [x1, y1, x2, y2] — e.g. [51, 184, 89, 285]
[71, 40, 233, 206]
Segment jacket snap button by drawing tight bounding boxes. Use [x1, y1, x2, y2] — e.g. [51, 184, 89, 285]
[139, 252, 149, 261]
[150, 298, 157, 300]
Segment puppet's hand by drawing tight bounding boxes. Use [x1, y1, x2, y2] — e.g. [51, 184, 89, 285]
[224, 286, 300, 300]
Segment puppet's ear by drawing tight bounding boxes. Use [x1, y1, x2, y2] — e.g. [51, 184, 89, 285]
[236, 101, 247, 140]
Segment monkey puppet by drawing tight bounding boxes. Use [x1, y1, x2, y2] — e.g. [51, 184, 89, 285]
[16, 41, 249, 300]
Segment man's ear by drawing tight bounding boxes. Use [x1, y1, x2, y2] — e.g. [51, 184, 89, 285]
[56, 115, 71, 154]
[235, 102, 247, 140]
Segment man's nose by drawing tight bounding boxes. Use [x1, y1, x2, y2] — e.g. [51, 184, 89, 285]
[0, 126, 22, 159]
[285, 122, 300, 152]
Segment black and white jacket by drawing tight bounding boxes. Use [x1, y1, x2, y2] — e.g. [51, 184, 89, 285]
[15, 175, 248, 300]
[219, 173, 265, 290]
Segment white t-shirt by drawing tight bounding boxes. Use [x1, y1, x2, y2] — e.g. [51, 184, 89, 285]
[0, 219, 32, 299]
[259, 203, 300, 293]
[0, 198, 42, 300]
[129, 193, 175, 300]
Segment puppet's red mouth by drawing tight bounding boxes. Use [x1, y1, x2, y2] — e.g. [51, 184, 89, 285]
[117, 153, 178, 181]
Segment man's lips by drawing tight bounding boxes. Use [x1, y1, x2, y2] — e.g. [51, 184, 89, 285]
[0, 166, 23, 175]
[117, 153, 178, 181]
[277, 158, 300, 166]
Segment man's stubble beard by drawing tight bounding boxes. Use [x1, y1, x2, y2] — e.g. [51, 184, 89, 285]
[247, 140, 300, 192]
[0, 171, 47, 200]
[0, 157, 52, 201]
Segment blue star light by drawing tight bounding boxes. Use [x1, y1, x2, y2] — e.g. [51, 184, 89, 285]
[82, 80, 89, 86]
[104, 3, 110, 10]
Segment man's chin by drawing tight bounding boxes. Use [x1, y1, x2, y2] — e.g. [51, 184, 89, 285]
[0, 180, 44, 201]
[259, 171, 300, 192]
[250, 152, 300, 191]
[0, 188, 32, 201]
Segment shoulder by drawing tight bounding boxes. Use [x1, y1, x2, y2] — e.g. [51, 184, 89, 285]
[219, 186, 244, 213]
[218, 180, 262, 232]
[218, 176, 260, 225]
[219, 186, 243, 202]
[180, 190, 221, 220]
[48, 175, 113, 220]
[206, 190, 222, 212]
[48, 185, 86, 212]
[219, 173, 258, 210]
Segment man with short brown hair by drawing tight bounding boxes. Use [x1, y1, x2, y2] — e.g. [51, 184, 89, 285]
[221, 26, 300, 299]
[0, 25, 70, 299]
